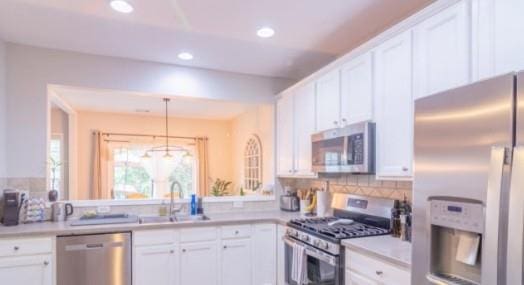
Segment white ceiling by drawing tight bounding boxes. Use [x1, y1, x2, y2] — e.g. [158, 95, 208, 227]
[0, 0, 432, 79]
[52, 85, 259, 120]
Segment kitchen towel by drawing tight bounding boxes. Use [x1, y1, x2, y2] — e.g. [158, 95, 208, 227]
[291, 242, 308, 284]
[455, 230, 480, 266]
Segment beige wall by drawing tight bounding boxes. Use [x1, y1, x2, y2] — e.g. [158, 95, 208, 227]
[230, 105, 274, 194]
[76, 111, 234, 200]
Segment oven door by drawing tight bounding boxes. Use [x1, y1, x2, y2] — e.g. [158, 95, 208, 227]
[284, 236, 342, 285]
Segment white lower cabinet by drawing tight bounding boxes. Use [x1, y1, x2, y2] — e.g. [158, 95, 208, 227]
[134, 244, 178, 285]
[276, 225, 286, 285]
[252, 224, 277, 285]
[180, 241, 219, 285]
[0, 236, 54, 285]
[0, 254, 54, 285]
[345, 249, 410, 285]
[346, 269, 378, 285]
[221, 239, 252, 285]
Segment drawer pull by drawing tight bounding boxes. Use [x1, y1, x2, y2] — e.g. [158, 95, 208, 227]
[182, 249, 186, 253]
[43, 261, 49, 266]
[235, 230, 239, 235]
[169, 250, 174, 254]
[223, 245, 227, 249]
[13, 246, 19, 251]
[375, 270, 383, 276]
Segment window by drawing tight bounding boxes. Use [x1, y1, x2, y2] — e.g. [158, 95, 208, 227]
[244, 135, 262, 191]
[112, 145, 196, 200]
[49, 135, 63, 191]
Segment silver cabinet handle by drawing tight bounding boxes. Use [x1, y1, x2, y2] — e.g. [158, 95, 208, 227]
[43, 261, 49, 266]
[341, 118, 347, 125]
[235, 230, 239, 235]
[375, 270, 383, 276]
[13, 246, 19, 251]
[402, 167, 409, 171]
[182, 249, 186, 253]
[169, 250, 174, 254]
[333, 121, 339, 126]
[223, 245, 227, 249]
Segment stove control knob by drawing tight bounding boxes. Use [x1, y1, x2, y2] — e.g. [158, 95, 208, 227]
[301, 235, 310, 242]
[313, 240, 320, 247]
[322, 242, 330, 250]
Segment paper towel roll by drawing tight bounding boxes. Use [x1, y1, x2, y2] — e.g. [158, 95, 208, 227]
[316, 191, 331, 217]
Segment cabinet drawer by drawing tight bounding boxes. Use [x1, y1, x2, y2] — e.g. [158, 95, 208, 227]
[180, 227, 217, 243]
[134, 229, 178, 246]
[346, 250, 410, 285]
[0, 237, 53, 257]
[221, 225, 251, 239]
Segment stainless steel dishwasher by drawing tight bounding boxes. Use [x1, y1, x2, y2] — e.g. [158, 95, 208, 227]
[57, 232, 131, 285]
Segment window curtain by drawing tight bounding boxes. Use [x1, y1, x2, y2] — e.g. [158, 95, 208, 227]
[196, 137, 210, 196]
[91, 131, 111, 199]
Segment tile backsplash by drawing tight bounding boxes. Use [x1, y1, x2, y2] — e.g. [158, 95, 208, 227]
[279, 174, 412, 202]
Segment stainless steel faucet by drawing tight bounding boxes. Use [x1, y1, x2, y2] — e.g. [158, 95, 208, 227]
[169, 180, 184, 216]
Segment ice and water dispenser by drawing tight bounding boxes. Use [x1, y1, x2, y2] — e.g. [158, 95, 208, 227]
[427, 197, 484, 285]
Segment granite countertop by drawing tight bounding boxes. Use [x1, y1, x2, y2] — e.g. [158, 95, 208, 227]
[342, 235, 412, 269]
[0, 210, 301, 238]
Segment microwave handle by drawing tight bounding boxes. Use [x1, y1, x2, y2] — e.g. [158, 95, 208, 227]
[282, 237, 337, 266]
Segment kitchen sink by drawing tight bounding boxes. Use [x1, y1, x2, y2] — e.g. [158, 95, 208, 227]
[138, 214, 209, 224]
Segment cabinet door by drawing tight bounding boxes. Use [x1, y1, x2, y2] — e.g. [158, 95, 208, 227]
[316, 70, 341, 131]
[374, 30, 413, 179]
[345, 269, 378, 285]
[0, 254, 53, 285]
[276, 225, 286, 285]
[414, 0, 471, 99]
[134, 244, 178, 285]
[180, 242, 218, 285]
[276, 92, 295, 176]
[252, 224, 277, 285]
[293, 82, 316, 176]
[340, 52, 374, 125]
[221, 239, 252, 285]
[476, 0, 524, 79]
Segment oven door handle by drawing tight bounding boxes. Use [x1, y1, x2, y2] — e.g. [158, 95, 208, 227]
[283, 237, 337, 266]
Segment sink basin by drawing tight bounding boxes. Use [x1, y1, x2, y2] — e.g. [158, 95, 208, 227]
[138, 214, 209, 224]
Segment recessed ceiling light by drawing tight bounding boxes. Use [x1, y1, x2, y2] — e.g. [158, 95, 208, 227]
[257, 27, 275, 38]
[178, 52, 194, 60]
[110, 0, 134, 14]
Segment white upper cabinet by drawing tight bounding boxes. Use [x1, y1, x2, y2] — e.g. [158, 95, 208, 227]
[293, 82, 316, 176]
[276, 91, 294, 176]
[316, 70, 341, 131]
[374, 30, 413, 179]
[413, 0, 471, 99]
[476, 0, 524, 79]
[340, 52, 374, 125]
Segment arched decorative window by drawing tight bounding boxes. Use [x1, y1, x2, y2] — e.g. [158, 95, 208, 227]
[244, 135, 262, 191]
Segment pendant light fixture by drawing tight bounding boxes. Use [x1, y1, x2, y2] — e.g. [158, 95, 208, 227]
[142, 98, 185, 160]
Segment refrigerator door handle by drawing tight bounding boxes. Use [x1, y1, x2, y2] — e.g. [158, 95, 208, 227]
[482, 146, 507, 285]
[506, 146, 524, 285]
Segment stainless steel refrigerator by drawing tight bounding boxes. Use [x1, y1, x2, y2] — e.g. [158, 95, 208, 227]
[412, 72, 524, 285]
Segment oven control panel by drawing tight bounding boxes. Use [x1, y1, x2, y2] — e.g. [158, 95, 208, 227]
[429, 199, 484, 234]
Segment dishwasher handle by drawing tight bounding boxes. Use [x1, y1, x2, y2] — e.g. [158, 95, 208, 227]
[65, 241, 125, 251]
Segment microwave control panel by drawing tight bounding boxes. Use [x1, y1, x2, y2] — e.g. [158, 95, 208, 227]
[429, 199, 484, 234]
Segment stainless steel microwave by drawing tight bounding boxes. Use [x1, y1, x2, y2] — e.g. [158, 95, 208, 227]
[311, 122, 375, 173]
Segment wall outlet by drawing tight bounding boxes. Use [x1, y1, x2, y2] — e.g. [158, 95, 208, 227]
[96, 206, 111, 213]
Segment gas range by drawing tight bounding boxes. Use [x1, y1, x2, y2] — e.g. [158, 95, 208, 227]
[283, 194, 395, 285]
[285, 194, 393, 256]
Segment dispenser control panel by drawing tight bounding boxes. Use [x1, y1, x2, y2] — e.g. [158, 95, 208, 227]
[429, 199, 484, 234]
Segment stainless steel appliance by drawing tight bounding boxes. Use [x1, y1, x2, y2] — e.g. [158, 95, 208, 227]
[1, 190, 21, 226]
[280, 192, 300, 212]
[57, 232, 131, 285]
[412, 72, 524, 285]
[311, 122, 375, 174]
[284, 193, 393, 285]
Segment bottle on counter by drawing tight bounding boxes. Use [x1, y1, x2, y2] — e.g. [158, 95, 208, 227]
[190, 194, 197, 215]
[391, 200, 401, 238]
